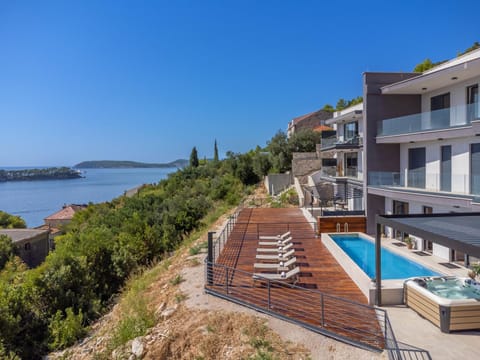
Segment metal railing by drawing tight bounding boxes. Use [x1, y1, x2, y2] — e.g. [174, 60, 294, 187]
[205, 207, 431, 359]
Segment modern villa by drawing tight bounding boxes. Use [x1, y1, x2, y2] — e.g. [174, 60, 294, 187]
[320, 102, 364, 211]
[364, 48, 480, 265]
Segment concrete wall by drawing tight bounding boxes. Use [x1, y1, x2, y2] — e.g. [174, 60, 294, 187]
[363, 72, 421, 233]
[264, 173, 292, 196]
[15, 232, 49, 268]
[292, 144, 322, 180]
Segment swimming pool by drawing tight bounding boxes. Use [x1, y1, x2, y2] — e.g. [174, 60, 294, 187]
[330, 234, 440, 280]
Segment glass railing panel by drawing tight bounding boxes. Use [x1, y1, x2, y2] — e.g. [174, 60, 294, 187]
[368, 172, 401, 186]
[377, 102, 477, 137]
[407, 169, 425, 189]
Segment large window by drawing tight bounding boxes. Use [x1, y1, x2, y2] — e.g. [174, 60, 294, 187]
[408, 147, 426, 188]
[440, 145, 452, 192]
[471, 143, 480, 195]
[430, 93, 450, 128]
[345, 153, 358, 178]
[344, 122, 358, 141]
[467, 84, 479, 123]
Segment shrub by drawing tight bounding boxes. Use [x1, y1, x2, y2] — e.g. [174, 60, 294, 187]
[48, 308, 85, 350]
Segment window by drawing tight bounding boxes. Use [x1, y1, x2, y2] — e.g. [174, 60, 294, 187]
[345, 153, 358, 178]
[430, 93, 450, 128]
[423, 206, 433, 214]
[440, 145, 452, 192]
[408, 147, 426, 188]
[471, 143, 480, 195]
[24, 242, 31, 251]
[344, 122, 358, 141]
[467, 84, 479, 122]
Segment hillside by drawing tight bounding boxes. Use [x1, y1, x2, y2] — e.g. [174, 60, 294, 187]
[74, 159, 188, 169]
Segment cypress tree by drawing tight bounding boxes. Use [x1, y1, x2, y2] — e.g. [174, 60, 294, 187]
[190, 147, 199, 167]
[213, 140, 219, 162]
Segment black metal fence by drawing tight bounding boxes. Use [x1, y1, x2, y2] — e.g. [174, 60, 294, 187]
[204, 206, 431, 359]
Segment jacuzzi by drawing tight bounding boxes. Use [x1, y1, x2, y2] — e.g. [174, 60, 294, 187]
[404, 277, 480, 333]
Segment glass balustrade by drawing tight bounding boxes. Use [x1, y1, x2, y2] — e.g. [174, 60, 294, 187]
[377, 102, 478, 137]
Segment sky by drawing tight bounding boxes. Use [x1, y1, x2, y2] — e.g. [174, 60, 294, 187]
[1, 0, 479, 166]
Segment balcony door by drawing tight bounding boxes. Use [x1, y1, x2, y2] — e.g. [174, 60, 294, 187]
[440, 145, 451, 192]
[408, 147, 426, 188]
[431, 93, 450, 129]
[467, 84, 479, 123]
[345, 152, 358, 178]
[471, 143, 480, 195]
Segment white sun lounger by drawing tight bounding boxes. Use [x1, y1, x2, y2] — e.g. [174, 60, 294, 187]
[258, 236, 292, 247]
[255, 248, 295, 260]
[256, 242, 293, 253]
[253, 266, 301, 284]
[258, 231, 291, 240]
[253, 257, 297, 271]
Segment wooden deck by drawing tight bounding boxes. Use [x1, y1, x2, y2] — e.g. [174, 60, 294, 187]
[207, 208, 385, 350]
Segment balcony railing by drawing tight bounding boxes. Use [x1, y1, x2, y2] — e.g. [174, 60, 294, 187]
[377, 102, 479, 137]
[321, 136, 363, 150]
[368, 171, 480, 196]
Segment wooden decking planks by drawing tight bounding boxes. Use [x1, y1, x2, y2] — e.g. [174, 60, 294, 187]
[209, 208, 384, 350]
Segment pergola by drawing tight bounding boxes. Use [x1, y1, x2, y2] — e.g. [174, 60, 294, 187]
[374, 212, 480, 306]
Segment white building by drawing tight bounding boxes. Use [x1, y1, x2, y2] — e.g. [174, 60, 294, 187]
[366, 49, 480, 264]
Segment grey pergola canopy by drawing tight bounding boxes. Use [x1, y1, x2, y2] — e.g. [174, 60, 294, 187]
[376, 213, 480, 259]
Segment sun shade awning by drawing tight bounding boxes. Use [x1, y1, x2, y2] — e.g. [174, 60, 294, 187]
[376, 213, 480, 258]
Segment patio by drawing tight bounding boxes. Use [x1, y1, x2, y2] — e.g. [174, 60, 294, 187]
[205, 208, 387, 351]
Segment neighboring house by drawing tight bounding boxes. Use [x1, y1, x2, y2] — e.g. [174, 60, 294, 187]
[287, 109, 332, 137]
[364, 48, 480, 264]
[319, 102, 364, 211]
[0, 228, 49, 268]
[44, 204, 87, 228]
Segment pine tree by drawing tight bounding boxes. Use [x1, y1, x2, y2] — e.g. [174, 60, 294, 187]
[213, 140, 219, 162]
[190, 147, 199, 167]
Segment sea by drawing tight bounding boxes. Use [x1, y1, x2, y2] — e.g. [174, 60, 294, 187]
[0, 167, 176, 227]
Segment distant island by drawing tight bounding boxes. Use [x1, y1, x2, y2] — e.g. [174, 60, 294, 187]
[0, 167, 82, 182]
[74, 159, 188, 169]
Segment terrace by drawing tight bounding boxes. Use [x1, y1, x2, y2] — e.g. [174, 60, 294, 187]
[204, 207, 430, 357]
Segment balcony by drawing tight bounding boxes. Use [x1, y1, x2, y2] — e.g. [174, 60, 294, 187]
[368, 171, 478, 196]
[321, 135, 363, 151]
[377, 102, 479, 140]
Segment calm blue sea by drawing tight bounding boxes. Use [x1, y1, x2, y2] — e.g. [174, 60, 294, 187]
[0, 168, 176, 227]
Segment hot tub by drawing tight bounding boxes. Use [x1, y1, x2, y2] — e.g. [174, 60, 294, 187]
[404, 277, 480, 333]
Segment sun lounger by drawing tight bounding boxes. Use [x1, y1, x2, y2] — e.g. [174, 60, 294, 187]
[256, 242, 293, 253]
[253, 266, 300, 284]
[255, 248, 295, 261]
[258, 231, 291, 240]
[253, 257, 297, 271]
[258, 236, 292, 247]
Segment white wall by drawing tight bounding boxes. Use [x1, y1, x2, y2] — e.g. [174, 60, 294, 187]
[420, 75, 480, 127]
[400, 136, 479, 194]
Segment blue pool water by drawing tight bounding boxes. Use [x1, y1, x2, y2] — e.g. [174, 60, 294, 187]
[330, 234, 440, 280]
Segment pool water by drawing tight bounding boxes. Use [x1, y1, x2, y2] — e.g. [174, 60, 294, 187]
[426, 278, 480, 300]
[330, 234, 440, 280]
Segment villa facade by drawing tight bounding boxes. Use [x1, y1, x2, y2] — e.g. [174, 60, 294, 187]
[320, 102, 364, 211]
[364, 49, 480, 265]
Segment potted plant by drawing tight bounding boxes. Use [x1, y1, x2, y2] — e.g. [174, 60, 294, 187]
[404, 236, 414, 250]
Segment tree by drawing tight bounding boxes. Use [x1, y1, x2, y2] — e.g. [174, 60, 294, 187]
[322, 104, 335, 113]
[266, 130, 291, 173]
[189, 147, 199, 168]
[0, 211, 26, 229]
[458, 41, 480, 57]
[336, 98, 348, 111]
[288, 129, 322, 153]
[213, 140, 219, 162]
[0, 235, 15, 270]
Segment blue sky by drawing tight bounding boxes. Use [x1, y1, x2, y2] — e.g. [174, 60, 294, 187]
[1, 0, 478, 166]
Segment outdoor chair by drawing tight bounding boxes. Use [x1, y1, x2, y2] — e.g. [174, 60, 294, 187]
[258, 236, 292, 247]
[253, 256, 297, 271]
[255, 248, 295, 261]
[258, 231, 291, 240]
[256, 242, 293, 253]
[252, 266, 301, 285]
